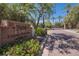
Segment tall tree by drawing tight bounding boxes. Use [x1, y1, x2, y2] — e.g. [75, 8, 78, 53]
[64, 4, 72, 29]
[0, 3, 55, 28]
[37, 3, 54, 28]
[58, 16, 62, 22]
[52, 17, 55, 23]
[64, 5, 79, 29]
[64, 4, 72, 14]
[0, 4, 9, 20]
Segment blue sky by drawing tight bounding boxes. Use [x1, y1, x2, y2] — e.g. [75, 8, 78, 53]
[50, 3, 78, 23]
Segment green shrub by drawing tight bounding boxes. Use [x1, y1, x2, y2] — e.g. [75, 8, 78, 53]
[35, 27, 46, 36]
[0, 39, 40, 56]
[54, 22, 64, 28]
[45, 21, 52, 28]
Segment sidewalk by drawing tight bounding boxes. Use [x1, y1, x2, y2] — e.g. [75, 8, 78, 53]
[64, 29, 79, 35]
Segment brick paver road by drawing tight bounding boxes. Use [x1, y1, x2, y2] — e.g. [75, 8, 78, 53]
[42, 29, 79, 56]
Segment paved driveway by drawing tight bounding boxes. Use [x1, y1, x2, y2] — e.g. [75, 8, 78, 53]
[42, 29, 79, 56]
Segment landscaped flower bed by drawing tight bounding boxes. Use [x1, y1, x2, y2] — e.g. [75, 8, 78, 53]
[0, 39, 41, 56]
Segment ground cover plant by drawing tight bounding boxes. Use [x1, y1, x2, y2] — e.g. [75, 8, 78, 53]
[0, 39, 41, 56]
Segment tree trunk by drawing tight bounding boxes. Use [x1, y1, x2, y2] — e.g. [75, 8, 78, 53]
[43, 15, 45, 28]
[59, 19, 61, 23]
[64, 23, 66, 29]
[37, 15, 41, 27]
[53, 19, 54, 23]
[68, 23, 71, 29]
[52, 19, 54, 24]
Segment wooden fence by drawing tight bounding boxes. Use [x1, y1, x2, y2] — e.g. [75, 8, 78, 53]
[0, 20, 33, 46]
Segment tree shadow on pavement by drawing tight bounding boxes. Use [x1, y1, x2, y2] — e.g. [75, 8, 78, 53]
[46, 33, 79, 55]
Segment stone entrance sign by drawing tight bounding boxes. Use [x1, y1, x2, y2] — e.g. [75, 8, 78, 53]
[0, 20, 33, 46]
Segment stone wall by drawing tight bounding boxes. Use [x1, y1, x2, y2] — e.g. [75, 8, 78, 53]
[0, 20, 33, 46]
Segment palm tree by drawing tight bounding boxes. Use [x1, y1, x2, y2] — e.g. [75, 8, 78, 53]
[64, 4, 72, 29]
[64, 4, 72, 14]
[52, 16, 55, 23]
[36, 3, 55, 28]
[64, 5, 79, 29]
[42, 4, 55, 28]
[58, 16, 62, 23]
